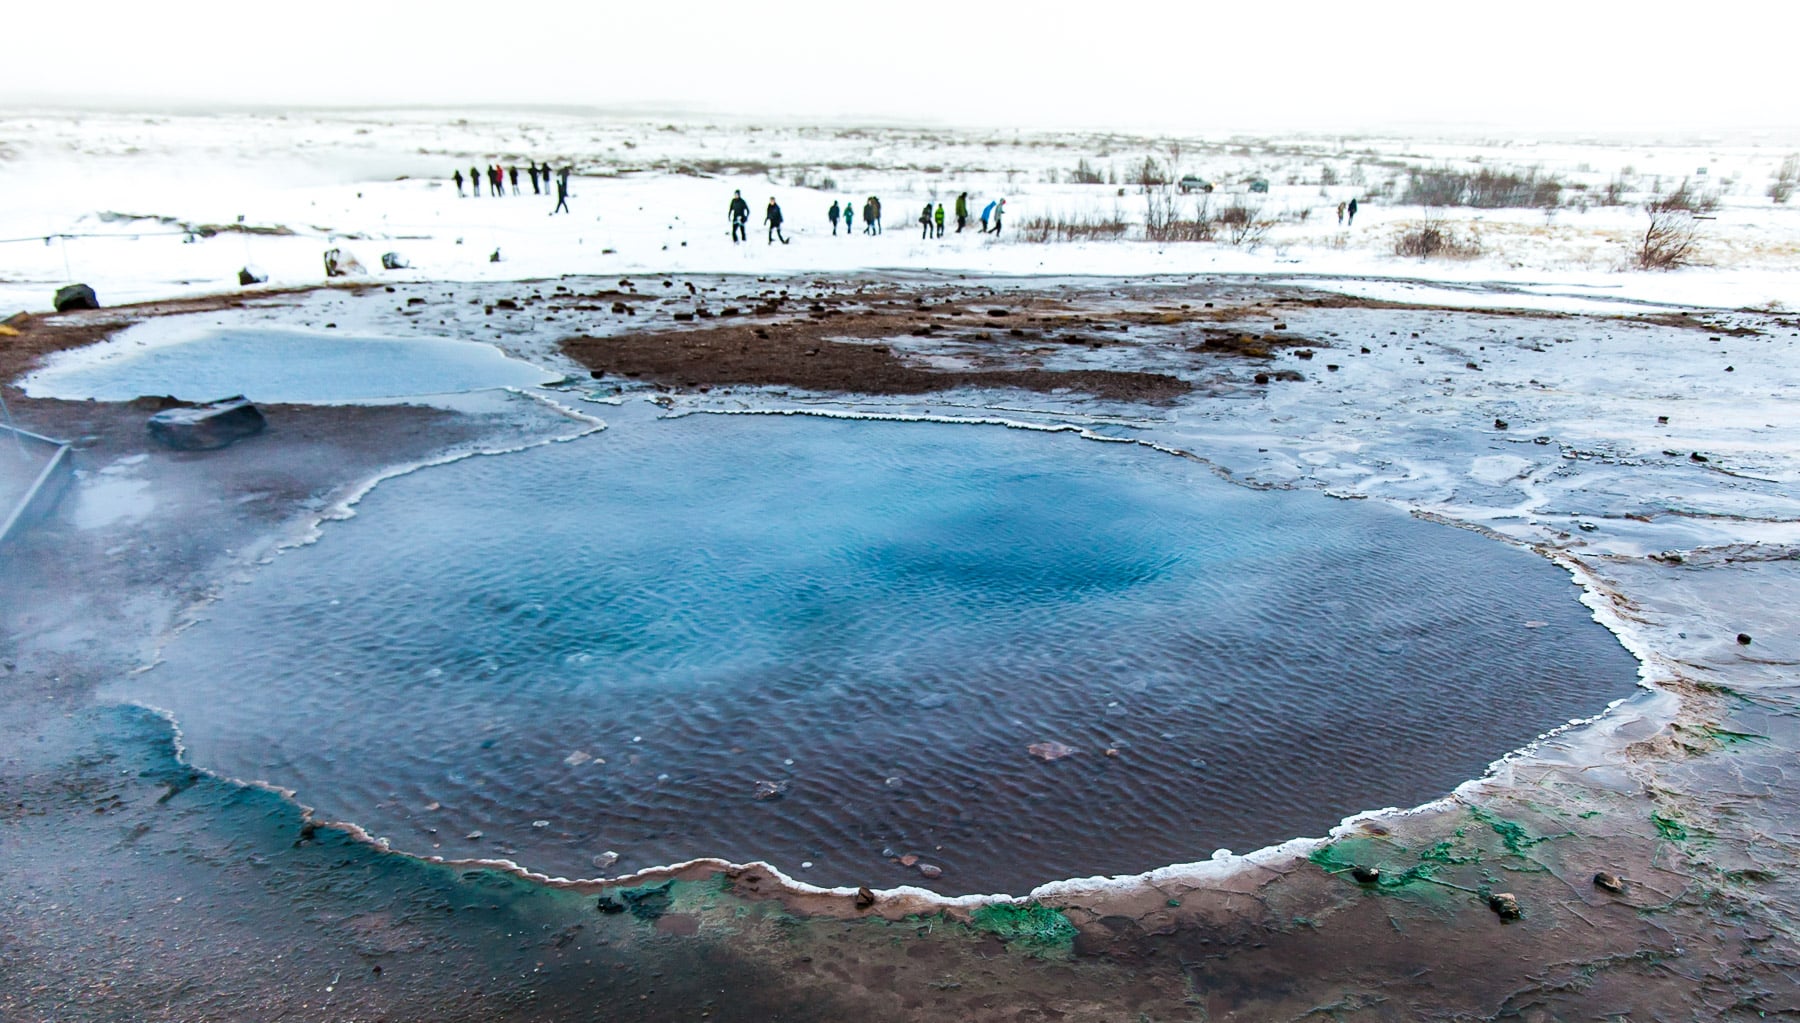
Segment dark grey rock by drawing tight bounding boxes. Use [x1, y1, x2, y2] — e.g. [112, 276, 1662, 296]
[53, 284, 99, 312]
[147, 397, 266, 451]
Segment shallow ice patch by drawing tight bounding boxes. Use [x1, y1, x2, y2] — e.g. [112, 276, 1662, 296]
[23, 326, 557, 404]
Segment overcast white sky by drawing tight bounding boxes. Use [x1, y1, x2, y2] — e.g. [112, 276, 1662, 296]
[3, 1, 1795, 134]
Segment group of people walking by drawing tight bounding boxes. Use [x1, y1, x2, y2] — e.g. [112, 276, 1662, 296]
[737, 190, 1008, 243]
[452, 162, 574, 214]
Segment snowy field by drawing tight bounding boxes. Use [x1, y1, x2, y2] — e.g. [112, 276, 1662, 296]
[1, 107, 1797, 313]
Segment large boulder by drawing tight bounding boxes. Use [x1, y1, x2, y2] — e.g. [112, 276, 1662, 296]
[147, 397, 266, 451]
[238, 266, 268, 286]
[323, 248, 365, 278]
[53, 284, 99, 312]
[380, 251, 409, 270]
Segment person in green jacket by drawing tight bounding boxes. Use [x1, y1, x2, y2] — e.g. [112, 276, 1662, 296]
[934, 203, 945, 238]
[954, 192, 969, 232]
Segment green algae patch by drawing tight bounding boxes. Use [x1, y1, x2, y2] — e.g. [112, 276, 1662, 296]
[1652, 812, 1689, 842]
[1470, 807, 1566, 855]
[970, 902, 1077, 953]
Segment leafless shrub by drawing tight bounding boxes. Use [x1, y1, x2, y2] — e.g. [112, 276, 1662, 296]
[1217, 199, 1276, 247]
[1651, 177, 1721, 214]
[1767, 155, 1797, 204]
[1393, 214, 1481, 259]
[1018, 211, 1131, 243]
[1071, 158, 1104, 184]
[1145, 196, 1217, 243]
[1636, 183, 1706, 270]
[1402, 165, 1563, 208]
[1134, 156, 1169, 188]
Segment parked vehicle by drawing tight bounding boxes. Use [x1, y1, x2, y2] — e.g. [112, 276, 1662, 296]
[1178, 175, 1214, 194]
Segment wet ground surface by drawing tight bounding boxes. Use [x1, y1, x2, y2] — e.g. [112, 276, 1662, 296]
[2, 272, 1798, 1020]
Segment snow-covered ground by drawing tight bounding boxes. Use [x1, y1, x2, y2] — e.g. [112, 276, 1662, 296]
[1, 108, 1796, 313]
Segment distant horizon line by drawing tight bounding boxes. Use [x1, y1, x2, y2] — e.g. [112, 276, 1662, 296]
[3, 97, 1796, 146]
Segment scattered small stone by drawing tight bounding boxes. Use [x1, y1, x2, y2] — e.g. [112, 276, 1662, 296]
[1254, 372, 1270, 385]
[1494, 418, 1508, 430]
[494, 297, 519, 310]
[1326, 364, 1340, 371]
[918, 864, 943, 879]
[1360, 346, 1371, 354]
[1295, 349, 1313, 360]
[1350, 866, 1381, 885]
[1593, 871, 1625, 894]
[1690, 452, 1709, 463]
[1027, 741, 1079, 761]
[1656, 415, 1669, 425]
[1488, 892, 1522, 920]
[854, 886, 876, 908]
[592, 851, 620, 870]
[1737, 633, 1752, 645]
[752, 779, 788, 801]
[899, 854, 919, 867]
[465, 830, 483, 840]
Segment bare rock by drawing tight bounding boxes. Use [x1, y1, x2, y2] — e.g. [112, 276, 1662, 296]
[1488, 892, 1522, 921]
[147, 396, 266, 451]
[53, 283, 99, 312]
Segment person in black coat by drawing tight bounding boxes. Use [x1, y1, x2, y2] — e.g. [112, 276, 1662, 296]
[729, 190, 750, 243]
[1347, 197, 1359, 225]
[453, 169, 464, 197]
[765, 197, 788, 244]
[469, 165, 481, 198]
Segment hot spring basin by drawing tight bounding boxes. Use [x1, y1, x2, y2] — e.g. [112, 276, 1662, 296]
[115, 414, 1639, 894]
[23, 327, 556, 403]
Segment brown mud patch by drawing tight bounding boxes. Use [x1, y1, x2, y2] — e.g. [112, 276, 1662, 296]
[557, 287, 1334, 401]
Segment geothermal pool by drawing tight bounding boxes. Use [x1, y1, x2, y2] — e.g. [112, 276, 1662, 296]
[114, 413, 1640, 894]
[24, 327, 557, 403]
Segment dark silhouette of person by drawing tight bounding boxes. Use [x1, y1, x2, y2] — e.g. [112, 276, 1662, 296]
[470, 165, 481, 198]
[862, 199, 875, 235]
[552, 176, 570, 215]
[529, 164, 541, 194]
[990, 198, 1006, 235]
[508, 165, 520, 195]
[491, 165, 504, 197]
[541, 162, 553, 189]
[955, 192, 969, 232]
[765, 197, 787, 244]
[828, 200, 841, 235]
[453, 169, 464, 197]
[871, 195, 882, 234]
[1347, 197, 1359, 225]
[729, 190, 750, 243]
[920, 201, 934, 239]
